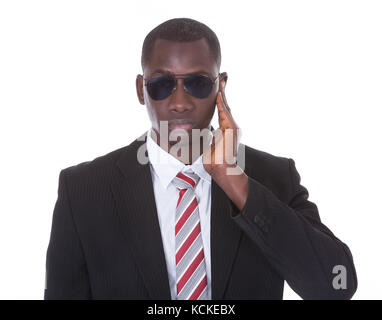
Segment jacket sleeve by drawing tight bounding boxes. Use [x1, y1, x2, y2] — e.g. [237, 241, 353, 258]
[231, 159, 357, 299]
[44, 169, 92, 299]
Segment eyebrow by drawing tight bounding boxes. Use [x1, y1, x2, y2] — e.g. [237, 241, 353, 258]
[150, 69, 214, 78]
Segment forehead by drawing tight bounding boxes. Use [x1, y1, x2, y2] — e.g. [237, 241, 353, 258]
[145, 38, 217, 76]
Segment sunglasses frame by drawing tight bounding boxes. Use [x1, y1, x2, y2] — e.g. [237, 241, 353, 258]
[143, 72, 221, 100]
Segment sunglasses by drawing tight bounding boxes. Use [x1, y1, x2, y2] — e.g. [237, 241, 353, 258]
[144, 73, 220, 101]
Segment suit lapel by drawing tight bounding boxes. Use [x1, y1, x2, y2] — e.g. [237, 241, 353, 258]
[110, 130, 243, 300]
[210, 179, 243, 300]
[110, 133, 171, 299]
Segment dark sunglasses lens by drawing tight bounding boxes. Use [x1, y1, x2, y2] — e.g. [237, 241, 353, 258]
[184, 75, 213, 99]
[147, 76, 175, 100]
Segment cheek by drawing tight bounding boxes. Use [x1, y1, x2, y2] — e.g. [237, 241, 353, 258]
[146, 103, 159, 128]
[207, 93, 218, 115]
[199, 99, 216, 123]
[146, 101, 169, 130]
[144, 91, 158, 116]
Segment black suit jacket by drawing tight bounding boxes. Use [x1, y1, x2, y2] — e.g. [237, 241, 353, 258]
[44, 132, 357, 300]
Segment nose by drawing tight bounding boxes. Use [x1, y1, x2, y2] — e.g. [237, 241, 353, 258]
[169, 78, 194, 113]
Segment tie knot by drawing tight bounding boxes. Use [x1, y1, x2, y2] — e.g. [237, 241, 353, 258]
[173, 172, 200, 190]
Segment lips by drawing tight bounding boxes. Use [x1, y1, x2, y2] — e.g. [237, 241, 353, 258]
[168, 119, 197, 131]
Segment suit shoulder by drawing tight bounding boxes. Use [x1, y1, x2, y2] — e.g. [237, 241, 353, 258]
[243, 144, 291, 174]
[242, 144, 295, 200]
[60, 145, 128, 182]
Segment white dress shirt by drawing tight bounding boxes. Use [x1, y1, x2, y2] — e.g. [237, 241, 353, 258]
[146, 129, 213, 300]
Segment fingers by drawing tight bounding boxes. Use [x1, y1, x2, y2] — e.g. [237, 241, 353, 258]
[216, 92, 228, 119]
[216, 91, 226, 114]
[221, 84, 231, 113]
[216, 92, 233, 130]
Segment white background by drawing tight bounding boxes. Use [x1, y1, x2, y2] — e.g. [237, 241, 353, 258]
[0, 0, 381, 300]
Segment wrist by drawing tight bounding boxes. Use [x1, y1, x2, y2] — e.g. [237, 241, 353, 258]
[211, 166, 248, 211]
[209, 164, 241, 181]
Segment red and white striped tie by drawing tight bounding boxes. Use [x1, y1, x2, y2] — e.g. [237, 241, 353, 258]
[173, 171, 208, 300]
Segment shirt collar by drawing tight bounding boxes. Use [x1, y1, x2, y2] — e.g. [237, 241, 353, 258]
[146, 128, 213, 190]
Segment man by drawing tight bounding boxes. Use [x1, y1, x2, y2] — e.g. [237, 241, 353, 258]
[45, 18, 357, 300]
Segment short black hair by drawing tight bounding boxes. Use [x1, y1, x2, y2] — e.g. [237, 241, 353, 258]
[141, 18, 221, 71]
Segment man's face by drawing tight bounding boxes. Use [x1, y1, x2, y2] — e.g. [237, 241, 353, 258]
[136, 38, 226, 146]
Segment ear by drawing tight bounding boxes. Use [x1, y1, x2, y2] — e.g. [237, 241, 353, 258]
[218, 72, 228, 92]
[136, 74, 145, 105]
